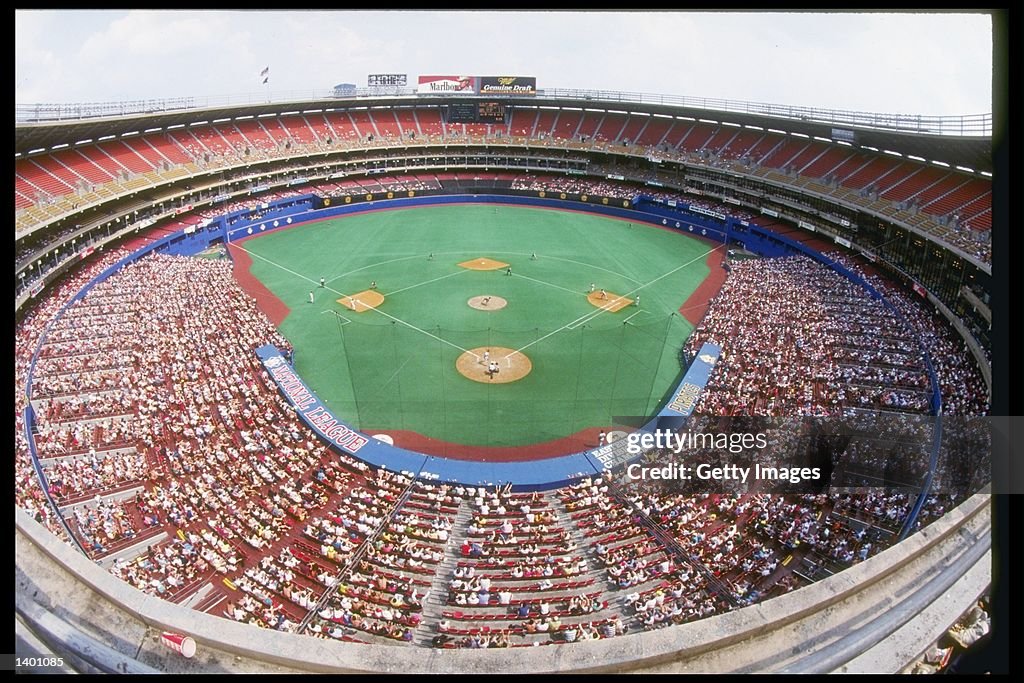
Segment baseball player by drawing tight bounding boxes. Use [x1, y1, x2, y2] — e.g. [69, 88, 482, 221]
[319, 277, 325, 288]
[600, 289, 607, 300]
[483, 349, 490, 365]
[589, 283, 595, 293]
[308, 291, 314, 304]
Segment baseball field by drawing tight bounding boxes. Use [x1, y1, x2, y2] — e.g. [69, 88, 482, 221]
[232, 203, 717, 454]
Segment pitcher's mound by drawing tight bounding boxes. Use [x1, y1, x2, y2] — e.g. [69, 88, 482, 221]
[457, 346, 532, 384]
[459, 257, 509, 271]
[468, 295, 507, 311]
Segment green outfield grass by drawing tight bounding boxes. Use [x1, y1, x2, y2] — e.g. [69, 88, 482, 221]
[240, 203, 713, 447]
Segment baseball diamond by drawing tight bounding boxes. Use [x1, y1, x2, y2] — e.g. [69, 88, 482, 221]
[234, 203, 712, 452]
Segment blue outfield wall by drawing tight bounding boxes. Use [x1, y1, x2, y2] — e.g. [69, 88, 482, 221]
[222, 192, 735, 244]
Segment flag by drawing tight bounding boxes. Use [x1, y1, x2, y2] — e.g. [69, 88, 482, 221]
[262, 77, 268, 85]
[260, 66, 269, 77]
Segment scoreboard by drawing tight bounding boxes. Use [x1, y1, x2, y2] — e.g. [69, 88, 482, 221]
[477, 101, 506, 123]
[368, 73, 407, 87]
[445, 101, 507, 123]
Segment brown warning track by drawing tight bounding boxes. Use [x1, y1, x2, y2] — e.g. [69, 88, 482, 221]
[228, 242, 291, 327]
[678, 248, 729, 326]
[365, 427, 612, 462]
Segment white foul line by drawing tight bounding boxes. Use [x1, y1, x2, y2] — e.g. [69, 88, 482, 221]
[234, 243, 473, 357]
[360, 303, 478, 358]
[235, 242, 320, 287]
[502, 245, 721, 360]
[512, 272, 581, 295]
[622, 310, 643, 324]
[320, 310, 352, 325]
[385, 269, 467, 296]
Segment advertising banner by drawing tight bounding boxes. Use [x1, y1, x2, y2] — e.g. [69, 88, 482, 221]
[659, 343, 721, 418]
[418, 75, 476, 94]
[478, 76, 537, 96]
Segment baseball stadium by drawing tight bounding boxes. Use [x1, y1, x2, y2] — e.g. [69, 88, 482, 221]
[15, 58, 1002, 672]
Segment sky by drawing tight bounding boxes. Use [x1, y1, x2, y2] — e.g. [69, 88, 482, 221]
[14, 10, 994, 116]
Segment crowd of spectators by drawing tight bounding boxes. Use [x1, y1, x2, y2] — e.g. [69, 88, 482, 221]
[685, 255, 935, 416]
[16, 246, 135, 542]
[824, 252, 988, 416]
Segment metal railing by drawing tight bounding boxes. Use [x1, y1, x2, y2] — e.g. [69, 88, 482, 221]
[16, 88, 992, 137]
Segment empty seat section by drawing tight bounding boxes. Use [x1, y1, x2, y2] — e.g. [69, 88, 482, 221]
[533, 110, 559, 137]
[135, 135, 191, 165]
[22, 157, 81, 196]
[370, 110, 402, 138]
[76, 146, 128, 178]
[574, 111, 604, 140]
[634, 116, 673, 146]
[276, 117, 315, 146]
[551, 110, 583, 140]
[347, 111, 376, 139]
[617, 115, 649, 144]
[964, 208, 991, 232]
[96, 141, 156, 174]
[677, 123, 716, 152]
[879, 164, 948, 202]
[760, 139, 809, 169]
[508, 108, 537, 137]
[17, 159, 74, 199]
[593, 112, 627, 142]
[799, 146, 853, 178]
[415, 109, 444, 136]
[393, 109, 420, 137]
[906, 172, 960, 208]
[462, 122, 490, 136]
[188, 126, 233, 156]
[233, 121, 276, 153]
[718, 130, 763, 159]
[744, 132, 784, 161]
[658, 121, 695, 150]
[839, 155, 902, 190]
[303, 114, 336, 144]
[785, 141, 829, 172]
[920, 178, 989, 216]
[324, 112, 360, 141]
[700, 126, 741, 155]
[15, 187, 35, 209]
[52, 149, 114, 186]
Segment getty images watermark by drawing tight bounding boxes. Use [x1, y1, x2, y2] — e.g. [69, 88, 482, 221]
[595, 415, 1020, 495]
